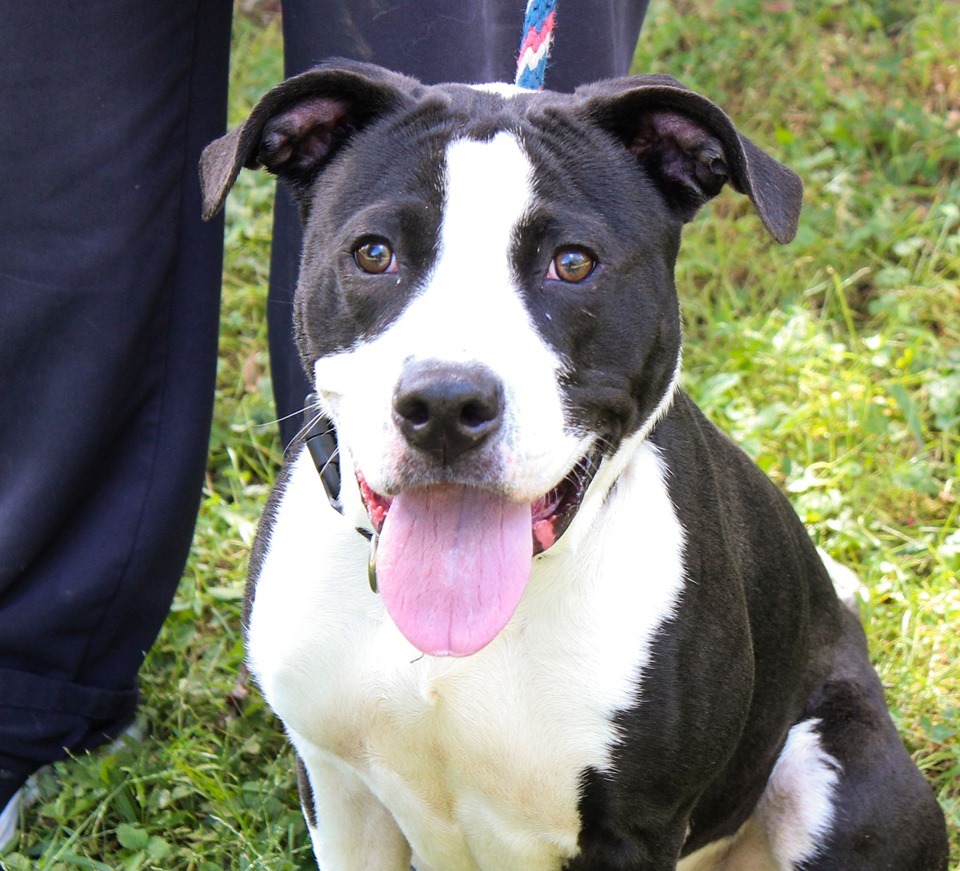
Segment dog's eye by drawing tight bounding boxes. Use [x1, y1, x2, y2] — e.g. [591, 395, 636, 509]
[548, 248, 595, 284]
[354, 240, 398, 275]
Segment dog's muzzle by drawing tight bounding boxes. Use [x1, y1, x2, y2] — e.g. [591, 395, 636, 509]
[349, 361, 601, 658]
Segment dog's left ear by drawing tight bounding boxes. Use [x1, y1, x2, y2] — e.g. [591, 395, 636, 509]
[578, 76, 803, 243]
[199, 61, 417, 220]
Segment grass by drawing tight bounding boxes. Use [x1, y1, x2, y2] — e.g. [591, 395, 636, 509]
[5, 0, 958, 866]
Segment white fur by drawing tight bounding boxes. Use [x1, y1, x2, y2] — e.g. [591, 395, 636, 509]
[757, 718, 840, 865]
[469, 82, 528, 99]
[247, 438, 687, 870]
[818, 548, 863, 613]
[678, 719, 840, 871]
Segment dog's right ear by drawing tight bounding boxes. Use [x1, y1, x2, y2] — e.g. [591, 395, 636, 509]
[199, 62, 417, 220]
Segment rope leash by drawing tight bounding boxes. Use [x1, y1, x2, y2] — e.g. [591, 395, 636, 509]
[515, 0, 558, 90]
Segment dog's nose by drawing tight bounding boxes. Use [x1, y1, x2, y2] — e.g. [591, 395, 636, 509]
[393, 361, 503, 465]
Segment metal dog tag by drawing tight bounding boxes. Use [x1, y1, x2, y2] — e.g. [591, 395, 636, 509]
[368, 532, 379, 594]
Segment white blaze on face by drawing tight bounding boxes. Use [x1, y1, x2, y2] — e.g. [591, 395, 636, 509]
[314, 132, 588, 504]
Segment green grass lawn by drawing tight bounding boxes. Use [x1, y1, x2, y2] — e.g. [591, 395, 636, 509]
[6, 0, 958, 867]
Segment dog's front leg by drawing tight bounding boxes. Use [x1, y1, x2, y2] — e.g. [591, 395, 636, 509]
[296, 748, 412, 871]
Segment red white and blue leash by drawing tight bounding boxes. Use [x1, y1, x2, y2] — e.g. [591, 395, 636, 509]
[515, 0, 558, 90]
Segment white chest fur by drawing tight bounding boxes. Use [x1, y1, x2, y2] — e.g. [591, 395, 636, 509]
[247, 443, 687, 870]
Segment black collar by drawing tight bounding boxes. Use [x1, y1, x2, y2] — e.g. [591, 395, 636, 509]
[303, 393, 343, 515]
[303, 395, 378, 591]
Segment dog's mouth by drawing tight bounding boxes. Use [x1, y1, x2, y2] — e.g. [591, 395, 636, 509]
[529, 452, 602, 555]
[357, 451, 601, 552]
[355, 451, 601, 658]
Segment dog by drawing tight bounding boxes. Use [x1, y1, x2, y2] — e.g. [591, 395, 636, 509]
[200, 61, 949, 870]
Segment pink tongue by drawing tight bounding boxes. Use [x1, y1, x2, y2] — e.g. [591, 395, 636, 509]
[376, 485, 532, 657]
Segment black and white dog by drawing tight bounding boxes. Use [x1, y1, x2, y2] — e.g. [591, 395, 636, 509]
[200, 62, 948, 870]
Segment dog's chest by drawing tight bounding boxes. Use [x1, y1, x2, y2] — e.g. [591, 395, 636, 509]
[247, 446, 686, 869]
[317, 634, 609, 868]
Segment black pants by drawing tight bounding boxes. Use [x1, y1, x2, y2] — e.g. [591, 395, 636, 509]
[0, 1, 647, 777]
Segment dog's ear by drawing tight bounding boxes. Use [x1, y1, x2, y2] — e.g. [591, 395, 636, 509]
[578, 76, 803, 243]
[199, 62, 417, 220]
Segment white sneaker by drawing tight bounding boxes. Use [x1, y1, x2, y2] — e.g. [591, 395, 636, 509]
[0, 720, 145, 856]
[0, 787, 20, 853]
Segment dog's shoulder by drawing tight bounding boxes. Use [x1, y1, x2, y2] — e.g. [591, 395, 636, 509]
[651, 390, 837, 598]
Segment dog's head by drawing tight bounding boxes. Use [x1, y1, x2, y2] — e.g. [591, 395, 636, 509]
[202, 61, 802, 656]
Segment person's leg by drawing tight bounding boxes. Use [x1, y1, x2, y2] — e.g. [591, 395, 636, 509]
[0, 0, 233, 814]
[269, 0, 651, 445]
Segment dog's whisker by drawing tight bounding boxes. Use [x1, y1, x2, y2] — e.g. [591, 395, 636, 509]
[287, 409, 336, 447]
[319, 446, 340, 478]
[254, 404, 316, 432]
